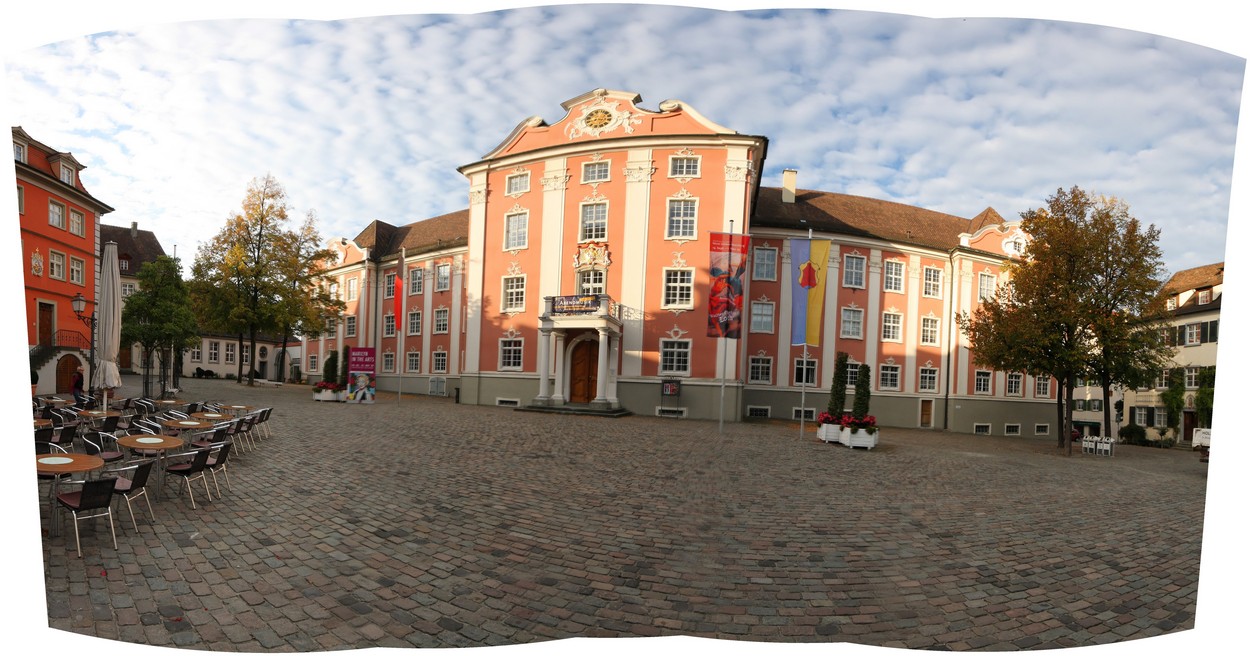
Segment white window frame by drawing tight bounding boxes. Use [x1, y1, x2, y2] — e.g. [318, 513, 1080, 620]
[1034, 424, 1050, 436]
[60, 164, 75, 185]
[1184, 323, 1200, 346]
[406, 351, 421, 373]
[1004, 424, 1021, 436]
[15, 185, 23, 214]
[753, 246, 777, 281]
[207, 341, 220, 364]
[659, 339, 692, 376]
[49, 200, 66, 229]
[326, 321, 336, 339]
[48, 250, 65, 280]
[846, 363, 859, 388]
[1185, 367, 1200, 389]
[974, 370, 992, 395]
[1198, 289, 1212, 304]
[748, 356, 773, 384]
[793, 358, 818, 387]
[409, 267, 423, 294]
[435, 263, 451, 291]
[505, 172, 530, 195]
[433, 308, 450, 334]
[923, 266, 943, 298]
[407, 310, 422, 336]
[881, 312, 903, 342]
[749, 301, 775, 334]
[68, 256, 85, 286]
[883, 260, 905, 293]
[499, 338, 523, 371]
[121, 282, 136, 298]
[432, 351, 448, 374]
[13, 141, 26, 163]
[662, 268, 695, 309]
[1006, 372, 1023, 396]
[582, 160, 610, 184]
[668, 155, 701, 179]
[224, 343, 236, 365]
[345, 315, 357, 338]
[840, 307, 864, 339]
[920, 316, 940, 346]
[190, 345, 202, 362]
[879, 364, 901, 391]
[843, 254, 866, 288]
[1134, 407, 1148, 425]
[665, 198, 698, 240]
[1035, 377, 1050, 397]
[978, 273, 996, 302]
[384, 272, 396, 298]
[382, 352, 395, 373]
[579, 202, 608, 242]
[502, 275, 526, 313]
[307, 353, 317, 372]
[383, 314, 396, 338]
[69, 209, 85, 237]
[347, 277, 358, 301]
[504, 211, 528, 251]
[919, 367, 938, 393]
[973, 423, 991, 435]
[578, 269, 605, 296]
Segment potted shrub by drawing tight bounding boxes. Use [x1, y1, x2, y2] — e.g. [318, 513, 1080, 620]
[313, 380, 343, 401]
[816, 411, 840, 442]
[838, 364, 878, 449]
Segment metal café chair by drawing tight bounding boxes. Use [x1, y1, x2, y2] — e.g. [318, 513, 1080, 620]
[55, 477, 119, 557]
[107, 459, 157, 533]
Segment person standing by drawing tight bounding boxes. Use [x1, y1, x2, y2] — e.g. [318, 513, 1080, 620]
[72, 366, 88, 406]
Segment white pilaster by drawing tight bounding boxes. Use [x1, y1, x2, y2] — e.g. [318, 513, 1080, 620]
[621, 150, 654, 378]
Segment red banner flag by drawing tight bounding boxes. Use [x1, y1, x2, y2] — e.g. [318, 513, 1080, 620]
[707, 232, 749, 338]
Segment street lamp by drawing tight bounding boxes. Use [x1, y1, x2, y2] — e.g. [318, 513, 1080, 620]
[71, 292, 97, 406]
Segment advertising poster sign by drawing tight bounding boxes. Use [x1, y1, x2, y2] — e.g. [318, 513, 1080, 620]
[346, 347, 377, 404]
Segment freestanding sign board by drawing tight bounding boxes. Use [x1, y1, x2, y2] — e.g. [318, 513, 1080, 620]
[346, 347, 377, 404]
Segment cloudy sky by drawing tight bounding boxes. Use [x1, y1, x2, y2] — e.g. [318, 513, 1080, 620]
[3, 2, 1243, 277]
[3, 3, 1246, 656]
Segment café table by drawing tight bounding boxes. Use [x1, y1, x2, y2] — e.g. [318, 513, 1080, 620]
[190, 411, 231, 422]
[160, 419, 215, 434]
[36, 452, 105, 537]
[117, 434, 185, 499]
[220, 405, 255, 416]
[34, 418, 53, 430]
[77, 409, 121, 430]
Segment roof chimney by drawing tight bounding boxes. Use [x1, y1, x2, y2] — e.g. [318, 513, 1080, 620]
[130, 221, 138, 238]
[782, 169, 797, 203]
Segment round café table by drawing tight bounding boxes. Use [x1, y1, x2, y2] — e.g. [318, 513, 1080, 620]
[221, 405, 254, 416]
[36, 453, 105, 537]
[77, 409, 121, 430]
[34, 418, 53, 430]
[117, 434, 185, 499]
[190, 412, 231, 422]
[161, 419, 214, 434]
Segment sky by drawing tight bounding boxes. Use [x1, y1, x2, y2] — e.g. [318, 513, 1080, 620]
[3, 2, 1246, 656]
[1, 2, 1242, 276]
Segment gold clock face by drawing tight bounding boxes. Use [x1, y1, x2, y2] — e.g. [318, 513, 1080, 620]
[584, 109, 612, 129]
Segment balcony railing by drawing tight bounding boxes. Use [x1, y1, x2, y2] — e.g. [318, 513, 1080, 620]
[54, 330, 90, 350]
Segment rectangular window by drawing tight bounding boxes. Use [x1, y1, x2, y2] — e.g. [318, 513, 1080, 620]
[69, 210, 85, 237]
[433, 351, 448, 373]
[69, 257, 85, 285]
[879, 364, 900, 391]
[1166, 297, 1177, 311]
[307, 354, 318, 372]
[49, 251, 65, 280]
[974, 370, 992, 394]
[1198, 289, 1212, 304]
[1035, 424, 1050, 435]
[13, 142, 25, 162]
[840, 307, 864, 339]
[582, 161, 609, 183]
[1005, 424, 1021, 436]
[1134, 407, 1148, 425]
[580, 203, 607, 241]
[406, 351, 421, 373]
[921, 317, 940, 346]
[121, 282, 136, 298]
[1091, 399, 1104, 412]
[60, 165, 74, 184]
[1185, 323, 1200, 345]
[662, 269, 694, 308]
[15, 185, 23, 214]
[345, 316, 357, 338]
[1035, 377, 1050, 397]
[665, 199, 697, 239]
[436, 263, 451, 291]
[923, 267, 943, 298]
[753, 246, 777, 281]
[407, 310, 422, 336]
[502, 276, 526, 312]
[750, 302, 775, 333]
[973, 423, 991, 435]
[1074, 399, 1086, 411]
[748, 356, 772, 384]
[347, 277, 358, 301]
[383, 314, 396, 338]
[843, 255, 866, 288]
[669, 156, 700, 178]
[409, 267, 423, 294]
[884, 260, 904, 293]
[382, 352, 395, 373]
[919, 367, 938, 392]
[500, 339, 523, 370]
[49, 201, 66, 229]
[190, 345, 202, 362]
[505, 172, 529, 195]
[1155, 407, 1167, 428]
[793, 358, 817, 386]
[578, 269, 605, 295]
[327, 321, 336, 339]
[846, 364, 859, 388]
[208, 341, 220, 363]
[504, 212, 528, 250]
[659, 340, 691, 375]
[242, 345, 251, 365]
[434, 308, 450, 334]
[1185, 367, 1200, 389]
[1006, 372, 1023, 396]
[978, 273, 996, 301]
[225, 343, 236, 364]
[329, 283, 339, 300]
[881, 312, 902, 342]
[385, 272, 396, 298]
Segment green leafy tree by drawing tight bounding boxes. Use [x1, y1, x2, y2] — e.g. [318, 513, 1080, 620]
[1195, 366, 1216, 429]
[323, 349, 339, 388]
[828, 351, 849, 416]
[852, 363, 872, 420]
[1160, 368, 1186, 440]
[270, 210, 344, 382]
[121, 256, 200, 398]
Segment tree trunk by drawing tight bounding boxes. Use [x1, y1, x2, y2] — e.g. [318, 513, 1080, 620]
[1063, 374, 1074, 456]
[236, 333, 244, 382]
[1055, 379, 1066, 450]
[1101, 379, 1114, 443]
[247, 328, 258, 386]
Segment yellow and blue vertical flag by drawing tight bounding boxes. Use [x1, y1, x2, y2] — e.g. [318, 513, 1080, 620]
[790, 238, 831, 346]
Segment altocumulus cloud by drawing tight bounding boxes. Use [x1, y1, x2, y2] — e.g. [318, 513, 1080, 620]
[3, 4, 1241, 272]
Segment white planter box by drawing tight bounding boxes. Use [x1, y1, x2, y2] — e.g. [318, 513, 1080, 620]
[313, 390, 341, 402]
[818, 424, 840, 442]
[840, 427, 879, 449]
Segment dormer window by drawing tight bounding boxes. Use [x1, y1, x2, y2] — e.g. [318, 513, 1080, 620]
[1166, 297, 1177, 311]
[1198, 289, 1212, 305]
[13, 142, 26, 163]
[60, 164, 75, 185]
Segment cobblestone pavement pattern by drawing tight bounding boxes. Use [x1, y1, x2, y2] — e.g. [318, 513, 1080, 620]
[39, 377, 1206, 651]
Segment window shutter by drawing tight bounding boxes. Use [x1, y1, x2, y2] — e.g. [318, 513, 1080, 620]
[1200, 322, 1209, 343]
[1209, 320, 1219, 343]
[1146, 407, 1155, 426]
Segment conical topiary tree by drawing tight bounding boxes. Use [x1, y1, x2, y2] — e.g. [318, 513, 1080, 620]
[339, 345, 350, 388]
[828, 351, 849, 418]
[852, 363, 872, 430]
[323, 349, 339, 387]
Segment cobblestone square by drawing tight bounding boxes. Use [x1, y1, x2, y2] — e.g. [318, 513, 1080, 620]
[26, 376, 1212, 652]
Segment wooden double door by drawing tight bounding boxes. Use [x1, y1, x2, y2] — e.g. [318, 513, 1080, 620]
[568, 339, 598, 404]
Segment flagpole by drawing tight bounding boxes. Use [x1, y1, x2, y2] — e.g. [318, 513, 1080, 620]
[397, 247, 405, 402]
[798, 228, 813, 440]
[719, 221, 734, 435]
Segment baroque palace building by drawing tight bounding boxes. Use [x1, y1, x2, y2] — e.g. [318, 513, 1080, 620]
[304, 89, 1064, 435]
